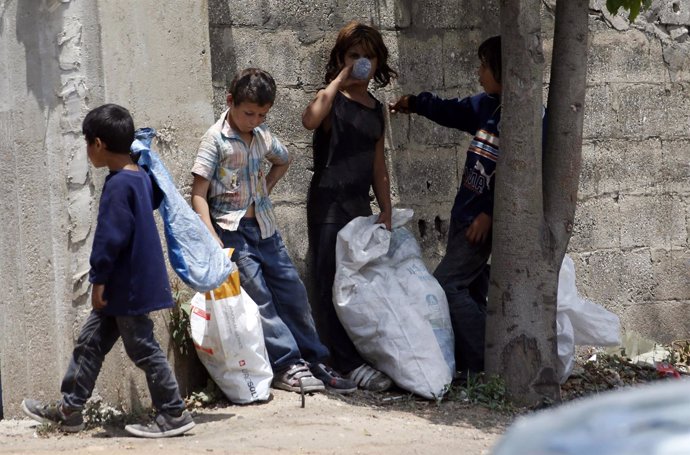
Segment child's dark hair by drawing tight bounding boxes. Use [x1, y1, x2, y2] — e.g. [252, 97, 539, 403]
[82, 103, 134, 154]
[478, 36, 501, 85]
[228, 68, 277, 106]
[325, 21, 397, 88]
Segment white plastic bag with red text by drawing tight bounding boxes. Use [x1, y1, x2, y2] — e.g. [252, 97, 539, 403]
[189, 260, 272, 404]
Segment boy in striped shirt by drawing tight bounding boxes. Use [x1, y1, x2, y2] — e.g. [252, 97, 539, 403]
[191, 68, 356, 394]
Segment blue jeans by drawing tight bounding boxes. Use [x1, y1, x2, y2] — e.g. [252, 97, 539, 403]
[60, 310, 185, 414]
[433, 217, 492, 374]
[217, 218, 329, 372]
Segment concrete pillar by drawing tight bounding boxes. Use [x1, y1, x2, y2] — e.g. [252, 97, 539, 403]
[0, 0, 213, 418]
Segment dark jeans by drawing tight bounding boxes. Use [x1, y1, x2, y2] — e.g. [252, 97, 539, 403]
[308, 222, 364, 374]
[433, 217, 492, 374]
[217, 218, 329, 372]
[60, 310, 185, 414]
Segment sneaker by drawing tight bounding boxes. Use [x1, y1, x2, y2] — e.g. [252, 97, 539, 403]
[310, 363, 357, 394]
[347, 364, 393, 392]
[124, 410, 195, 438]
[21, 399, 84, 432]
[272, 362, 325, 393]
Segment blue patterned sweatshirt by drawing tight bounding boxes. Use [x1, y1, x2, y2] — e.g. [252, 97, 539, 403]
[412, 92, 501, 224]
[89, 169, 173, 316]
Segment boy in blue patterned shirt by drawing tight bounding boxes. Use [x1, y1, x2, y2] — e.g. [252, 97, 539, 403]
[191, 68, 356, 394]
[21, 104, 195, 438]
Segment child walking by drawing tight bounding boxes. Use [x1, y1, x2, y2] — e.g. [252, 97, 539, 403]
[21, 104, 195, 438]
[389, 36, 503, 376]
[302, 21, 396, 391]
[191, 68, 356, 394]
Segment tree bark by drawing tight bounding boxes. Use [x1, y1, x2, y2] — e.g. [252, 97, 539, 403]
[485, 0, 561, 406]
[544, 0, 589, 262]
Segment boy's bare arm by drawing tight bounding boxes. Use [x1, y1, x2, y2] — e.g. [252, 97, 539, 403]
[265, 161, 290, 195]
[191, 174, 223, 247]
[302, 65, 353, 130]
[372, 135, 392, 230]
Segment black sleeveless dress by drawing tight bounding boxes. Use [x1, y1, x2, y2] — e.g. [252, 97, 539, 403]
[307, 91, 384, 225]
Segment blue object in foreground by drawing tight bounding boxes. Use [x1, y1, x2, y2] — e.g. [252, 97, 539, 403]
[492, 379, 690, 455]
[131, 128, 233, 292]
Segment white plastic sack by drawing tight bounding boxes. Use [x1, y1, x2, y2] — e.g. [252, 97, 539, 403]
[132, 128, 232, 292]
[189, 254, 272, 404]
[557, 254, 621, 382]
[492, 380, 690, 455]
[556, 308, 576, 384]
[333, 208, 454, 400]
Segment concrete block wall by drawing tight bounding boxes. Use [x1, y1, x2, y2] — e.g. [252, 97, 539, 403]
[207, 0, 500, 277]
[568, 2, 690, 342]
[207, 0, 688, 344]
[1, 0, 688, 418]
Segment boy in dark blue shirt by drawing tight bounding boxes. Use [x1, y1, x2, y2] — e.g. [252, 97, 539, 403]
[21, 104, 195, 438]
[389, 36, 502, 376]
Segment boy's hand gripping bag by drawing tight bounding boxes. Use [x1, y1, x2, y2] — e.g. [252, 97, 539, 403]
[333, 208, 455, 400]
[131, 128, 232, 292]
[189, 251, 272, 404]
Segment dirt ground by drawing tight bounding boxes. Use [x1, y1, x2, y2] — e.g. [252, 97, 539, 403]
[0, 389, 512, 455]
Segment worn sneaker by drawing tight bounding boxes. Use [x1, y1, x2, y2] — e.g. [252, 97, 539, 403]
[272, 362, 325, 393]
[21, 399, 84, 432]
[124, 410, 195, 438]
[347, 364, 393, 392]
[310, 363, 357, 394]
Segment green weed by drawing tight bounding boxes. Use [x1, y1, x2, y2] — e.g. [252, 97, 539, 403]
[169, 278, 193, 356]
[186, 379, 224, 409]
[448, 372, 514, 412]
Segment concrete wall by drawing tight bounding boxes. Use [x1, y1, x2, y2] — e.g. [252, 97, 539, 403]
[207, 0, 500, 276]
[570, 1, 690, 342]
[0, 0, 213, 418]
[207, 0, 689, 343]
[0, 0, 688, 417]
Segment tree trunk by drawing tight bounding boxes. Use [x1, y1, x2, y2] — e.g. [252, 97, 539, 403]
[544, 0, 589, 261]
[485, 0, 561, 406]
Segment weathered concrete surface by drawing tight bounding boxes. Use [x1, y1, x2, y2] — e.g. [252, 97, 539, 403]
[208, 0, 688, 345]
[0, 0, 213, 418]
[0, 0, 102, 421]
[571, 2, 690, 343]
[1, 0, 688, 419]
[207, 0, 498, 280]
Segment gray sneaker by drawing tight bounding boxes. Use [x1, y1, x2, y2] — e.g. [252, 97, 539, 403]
[272, 362, 325, 393]
[124, 410, 195, 438]
[21, 399, 84, 432]
[347, 364, 393, 392]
